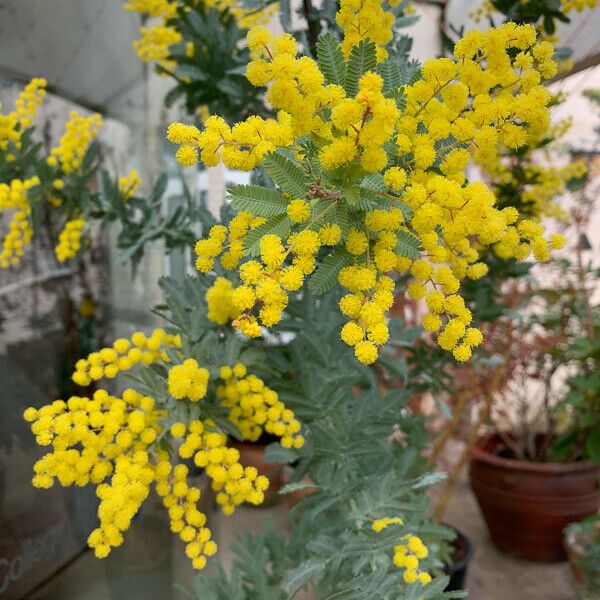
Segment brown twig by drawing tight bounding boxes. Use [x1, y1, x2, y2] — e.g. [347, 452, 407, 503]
[432, 349, 510, 521]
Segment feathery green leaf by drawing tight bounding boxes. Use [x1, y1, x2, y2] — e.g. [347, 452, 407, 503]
[396, 229, 422, 259]
[262, 152, 308, 198]
[243, 214, 292, 256]
[316, 32, 347, 86]
[308, 248, 354, 295]
[345, 40, 377, 97]
[228, 184, 288, 217]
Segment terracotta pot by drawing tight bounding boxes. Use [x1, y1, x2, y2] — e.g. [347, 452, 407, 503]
[230, 440, 285, 505]
[469, 434, 600, 561]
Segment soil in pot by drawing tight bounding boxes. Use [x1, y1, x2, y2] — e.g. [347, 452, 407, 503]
[443, 527, 473, 592]
[230, 434, 285, 505]
[470, 434, 600, 562]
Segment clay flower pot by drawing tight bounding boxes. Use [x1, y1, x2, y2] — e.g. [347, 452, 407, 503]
[229, 439, 285, 505]
[469, 434, 600, 561]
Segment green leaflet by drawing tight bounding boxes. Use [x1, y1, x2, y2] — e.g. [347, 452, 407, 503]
[285, 559, 326, 596]
[243, 213, 292, 256]
[345, 40, 377, 97]
[316, 32, 347, 86]
[332, 202, 350, 236]
[262, 152, 308, 198]
[396, 229, 422, 259]
[308, 248, 354, 295]
[377, 57, 401, 94]
[228, 184, 288, 217]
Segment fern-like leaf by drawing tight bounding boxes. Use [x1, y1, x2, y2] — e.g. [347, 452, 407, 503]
[332, 203, 350, 236]
[396, 229, 422, 259]
[377, 58, 401, 95]
[262, 152, 308, 198]
[398, 58, 420, 86]
[243, 214, 292, 256]
[307, 248, 354, 295]
[228, 184, 288, 217]
[345, 40, 377, 97]
[316, 32, 347, 86]
[395, 34, 412, 58]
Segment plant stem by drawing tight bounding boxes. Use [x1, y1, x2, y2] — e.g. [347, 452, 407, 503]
[432, 352, 509, 521]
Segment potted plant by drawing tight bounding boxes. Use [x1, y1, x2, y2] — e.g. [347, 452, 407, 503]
[470, 211, 600, 560]
[564, 516, 600, 599]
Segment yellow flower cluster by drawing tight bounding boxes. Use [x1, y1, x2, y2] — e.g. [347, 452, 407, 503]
[197, 212, 320, 337]
[72, 328, 181, 386]
[125, 0, 180, 67]
[194, 212, 265, 272]
[0, 176, 39, 268]
[118, 169, 142, 199]
[55, 217, 85, 262]
[168, 358, 209, 401]
[372, 516, 404, 531]
[336, 0, 397, 62]
[126, 0, 276, 70]
[171, 419, 270, 515]
[24, 388, 161, 553]
[393, 534, 431, 585]
[134, 25, 182, 65]
[322, 71, 399, 172]
[339, 269, 396, 364]
[124, 0, 177, 18]
[507, 161, 585, 223]
[0, 78, 46, 151]
[246, 26, 342, 140]
[171, 7, 563, 364]
[169, 23, 397, 170]
[155, 459, 217, 569]
[371, 518, 431, 586]
[27, 336, 301, 570]
[561, 0, 597, 13]
[482, 112, 587, 229]
[24, 387, 222, 569]
[200, 223, 325, 338]
[167, 113, 294, 171]
[216, 363, 304, 448]
[47, 111, 102, 174]
[209, 0, 278, 29]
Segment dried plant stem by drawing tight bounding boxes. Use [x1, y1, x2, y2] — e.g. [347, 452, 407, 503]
[430, 389, 472, 464]
[432, 358, 509, 521]
[575, 211, 595, 340]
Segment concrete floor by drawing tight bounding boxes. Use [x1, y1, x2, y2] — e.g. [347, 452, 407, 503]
[27, 483, 578, 600]
[441, 480, 576, 600]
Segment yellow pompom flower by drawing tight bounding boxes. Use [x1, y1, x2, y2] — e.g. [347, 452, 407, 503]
[287, 199, 311, 223]
[168, 358, 210, 401]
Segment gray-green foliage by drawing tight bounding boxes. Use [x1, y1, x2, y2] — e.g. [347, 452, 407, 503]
[170, 276, 465, 598]
[161, 2, 269, 121]
[92, 173, 207, 275]
[136, 188, 464, 599]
